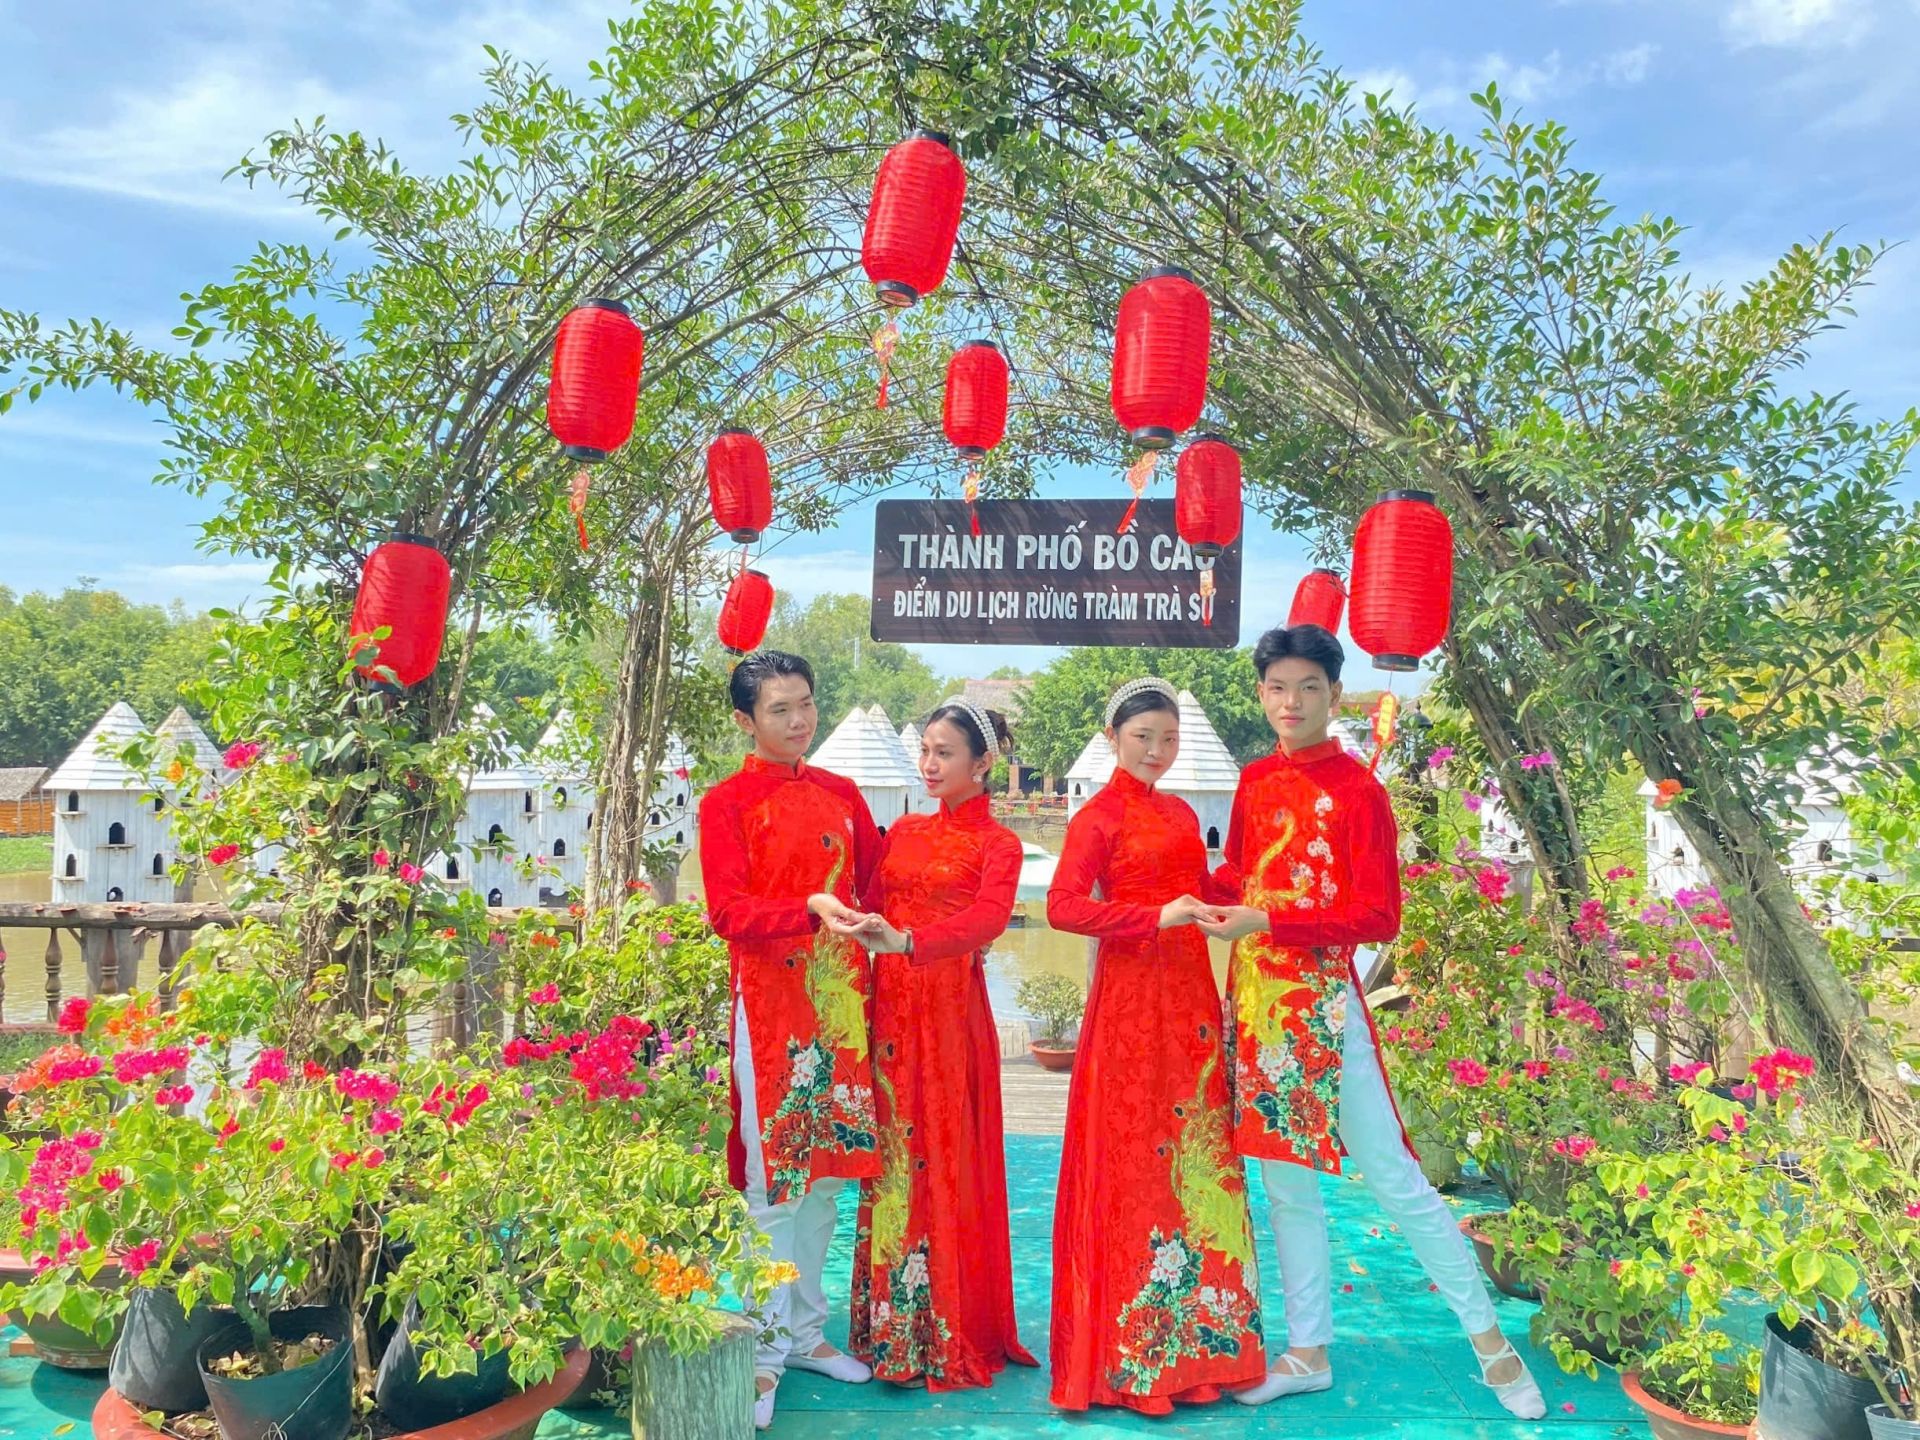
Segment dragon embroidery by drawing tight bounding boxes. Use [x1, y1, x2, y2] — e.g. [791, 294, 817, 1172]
[804, 829, 869, 1060]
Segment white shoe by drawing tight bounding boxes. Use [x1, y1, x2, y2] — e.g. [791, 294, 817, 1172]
[753, 1373, 777, 1431]
[1474, 1338, 1546, 1420]
[1232, 1351, 1333, 1405]
[785, 1344, 873, 1384]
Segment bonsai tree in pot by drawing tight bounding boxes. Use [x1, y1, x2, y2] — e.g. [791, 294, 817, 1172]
[1016, 974, 1084, 1069]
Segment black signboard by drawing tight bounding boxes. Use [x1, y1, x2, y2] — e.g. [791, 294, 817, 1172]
[870, 498, 1241, 647]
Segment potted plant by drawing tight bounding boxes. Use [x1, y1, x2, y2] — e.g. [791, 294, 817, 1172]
[1016, 974, 1084, 1071]
[1622, 1332, 1760, 1440]
[1503, 1177, 1675, 1370]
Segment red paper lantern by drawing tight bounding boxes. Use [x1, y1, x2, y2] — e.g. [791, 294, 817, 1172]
[1110, 267, 1211, 450]
[862, 133, 966, 308]
[1349, 490, 1454, 671]
[547, 300, 644, 461]
[717, 568, 775, 655]
[1174, 434, 1242, 559]
[349, 534, 451, 688]
[1288, 568, 1347, 633]
[943, 341, 1009, 457]
[707, 430, 773, 545]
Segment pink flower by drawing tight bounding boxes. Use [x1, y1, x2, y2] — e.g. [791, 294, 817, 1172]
[398, 863, 424, 885]
[1551, 1135, 1596, 1162]
[1427, 746, 1456, 769]
[268, 1138, 286, 1154]
[223, 741, 262, 770]
[245, 1048, 289, 1090]
[1522, 1060, 1552, 1082]
[1519, 750, 1556, 770]
[1609, 1260, 1623, 1277]
[98, 1172, 125, 1192]
[154, 1083, 193, 1106]
[368, 1109, 402, 1136]
[334, 1069, 400, 1105]
[1669, 1061, 1709, 1085]
[362, 1148, 385, 1168]
[1474, 867, 1511, 905]
[1708, 1125, 1728, 1142]
[1905, 1203, 1920, 1220]
[1447, 1058, 1490, 1088]
[120, 1240, 162, 1277]
[56, 996, 91, 1034]
[1462, 792, 1484, 814]
[207, 843, 241, 866]
[48, 1055, 104, 1085]
[528, 983, 562, 1006]
[372, 849, 391, 870]
[1749, 1048, 1815, 1100]
[330, 1152, 358, 1171]
[704, 1066, 722, 1084]
[1636, 1183, 1650, 1199]
[654, 931, 675, 947]
[1551, 994, 1606, 1032]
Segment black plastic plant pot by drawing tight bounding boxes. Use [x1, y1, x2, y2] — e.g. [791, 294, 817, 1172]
[374, 1296, 513, 1431]
[110, 1286, 234, 1413]
[197, 1305, 353, 1440]
[1867, 1404, 1920, 1440]
[1758, 1312, 1881, 1440]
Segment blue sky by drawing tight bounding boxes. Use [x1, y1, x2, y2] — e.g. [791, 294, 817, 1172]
[2, 0, 1916, 684]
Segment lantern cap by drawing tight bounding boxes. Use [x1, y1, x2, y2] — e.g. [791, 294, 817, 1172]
[954, 445, 988, 461]
[562, 444, 612, 464]
[1190, 431, 1238, 450]
[578, 298, 631, 316]
[1371, 654, 1421, 672]
[728, 529, 763, 544]
[1307, 565, 1341, 577]
[716, 426, 758, 438]
[1129, 425, 1178, 450]
[387, 530, 439, 549]
[1142, 265, 1199, 284]
[875, 280, 921, 308]
[913, 129, 953, 147]
[960, 338, 1002, 352]
[1379, 488, 1437, 505]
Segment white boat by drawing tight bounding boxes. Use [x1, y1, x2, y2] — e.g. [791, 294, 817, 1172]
[1016, 840, 1058, 901]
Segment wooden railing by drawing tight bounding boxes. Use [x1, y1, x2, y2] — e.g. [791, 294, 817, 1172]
[0, 901, 578, 1043]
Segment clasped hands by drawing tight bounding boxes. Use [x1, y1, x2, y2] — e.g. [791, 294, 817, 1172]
[808, 892, 911, 954]
[1161, 895, 1269, 942]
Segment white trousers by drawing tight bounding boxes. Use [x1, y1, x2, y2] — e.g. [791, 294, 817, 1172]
[734, 995, 845, 1379]
[1258, 987, 1498, 1348]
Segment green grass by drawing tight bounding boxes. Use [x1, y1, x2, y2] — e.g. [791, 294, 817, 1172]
[0, 835, 51, 872]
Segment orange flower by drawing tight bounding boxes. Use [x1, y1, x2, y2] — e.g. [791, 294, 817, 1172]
[1653, 778, 1684, 810]
[165, 760, 186, 784]
[1409, 937, 1429, 956]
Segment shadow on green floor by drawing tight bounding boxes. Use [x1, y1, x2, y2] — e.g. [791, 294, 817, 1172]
[0, 1136, 1636, 1439]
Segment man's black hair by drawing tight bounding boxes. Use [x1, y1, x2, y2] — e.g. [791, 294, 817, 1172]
[1252, 624, 1345, 685]
[729, 650, 816, 715]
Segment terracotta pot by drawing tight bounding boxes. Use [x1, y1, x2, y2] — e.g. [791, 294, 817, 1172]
[1456, 1215, 1539, 1301]
[1537, 1283, 1655, 1367]
[0, 1246, 124, 1369]
[92, 1346, 590, 1440]
[1621, 1370, 1755, 1440]
[1029, 1041, 1075, 1073]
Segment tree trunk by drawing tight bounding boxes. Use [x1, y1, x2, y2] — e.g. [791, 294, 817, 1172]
[630, 1312, 755, 1440]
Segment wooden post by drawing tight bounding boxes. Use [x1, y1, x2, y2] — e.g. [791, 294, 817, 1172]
[99, 926, 120, 995]
[157, 928, 183, 1011]
[44, 928, 63, 1022]
[630, 1311, 756, 1440]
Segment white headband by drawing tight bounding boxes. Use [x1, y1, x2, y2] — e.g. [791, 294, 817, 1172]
[1105, 677, 1178, 728]
[938, 697, 1007, 761]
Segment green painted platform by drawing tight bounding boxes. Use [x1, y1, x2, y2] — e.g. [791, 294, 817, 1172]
[1, 1135, 1638, 1439]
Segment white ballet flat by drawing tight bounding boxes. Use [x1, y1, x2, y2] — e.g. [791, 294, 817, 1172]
[1474, 1337, 1546, 1419]
[1232, 1351, 1333, 1405]
[754, 1372, 778, 1431]
[785, 1345, 873, 1384]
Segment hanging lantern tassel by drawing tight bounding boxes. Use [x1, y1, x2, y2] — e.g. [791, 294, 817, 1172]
[568, 470, 591, 552]
[1118, 451, 1158, 534]
[963, 464, 982, 537]
[872, 319, 899, 409]
[1197, 560, 1216, 627]
[1369, 689, 1401, 776]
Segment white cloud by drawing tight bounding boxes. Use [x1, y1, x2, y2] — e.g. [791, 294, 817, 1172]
[0, 412, 168, 450]
[1371, 43, 1656, 122]
[1600, 42, 1659, 85]
[1348, 67, 1423, 106]
[1722, 0, 1873, 47]
[110, 560, 276, 586]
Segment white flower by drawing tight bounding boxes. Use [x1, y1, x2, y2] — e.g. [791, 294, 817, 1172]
[833, 1083, 851, 1105]
[900, 1250, 930, 1292]
[1306, 838, 1332, 861]
[1198, 1286, 1218, 1309]
[790, 1046, 821, 1088]
[873, 1301, 892, 1328]
[1315, 794, 1334, 814]
[1257, 1044, 1299, 1088]
[1151, 1236, 1191, 1287]
[1324, 994, 1348, 1035]
[1320, 873, 1339, 899]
